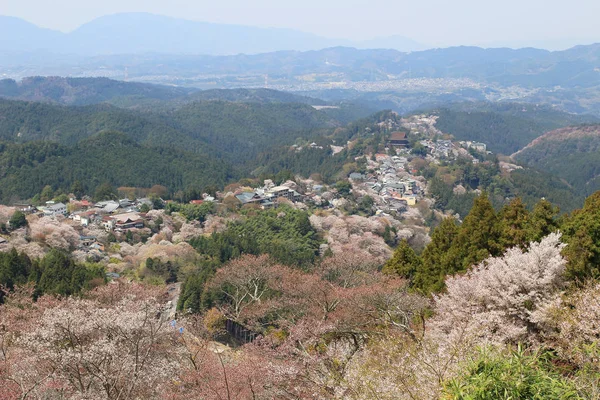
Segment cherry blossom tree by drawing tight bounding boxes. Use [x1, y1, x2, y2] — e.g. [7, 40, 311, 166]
[1, 283, 180, 400]
[429, 233, 567, 346]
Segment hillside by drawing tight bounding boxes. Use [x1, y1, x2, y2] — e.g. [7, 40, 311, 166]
[513, 124, 600, 195]
[430, 103, 599, 155]
[187, 88, 325, 105]
[0, 132, 234, 203]
[0, 76, 192, 106]
[0, 98, 338, 163]
[0, 77, 327, 108]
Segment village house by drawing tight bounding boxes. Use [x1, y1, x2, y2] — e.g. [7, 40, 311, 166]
[14, 203, 36, 214]
[72, 210, 96, 226]
[266, 186, 303, 202]
[113, 212, 145, 231]
[96, 201, 120, 214]
[42, 202, 68, 217]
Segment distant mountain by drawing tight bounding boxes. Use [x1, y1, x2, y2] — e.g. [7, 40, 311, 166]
[357, 35, 426, 52]
[0, 77, 324, 107]
[0, 14, 425, 55]
[0, 76, 193, 105]
[5, 44, 600, 91]
[513, 124, 600, 195]
[0, 16, 63, 52]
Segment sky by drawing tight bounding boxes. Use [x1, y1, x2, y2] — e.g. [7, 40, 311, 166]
[2, 0, 600, 48]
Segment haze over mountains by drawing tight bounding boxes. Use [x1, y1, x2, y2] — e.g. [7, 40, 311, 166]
[0, 13, 426, 55]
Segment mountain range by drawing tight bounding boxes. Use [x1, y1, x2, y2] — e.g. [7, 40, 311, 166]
[0, 13, 426, 56]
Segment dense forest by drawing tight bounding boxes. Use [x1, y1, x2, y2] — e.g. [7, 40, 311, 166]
[0, 132, 234, 202]
[514, 124, 600, 195]
[431, 102, 598, 155]
[0, 98, 337, 160]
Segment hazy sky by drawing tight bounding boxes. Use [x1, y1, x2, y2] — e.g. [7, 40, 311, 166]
[2, 0, 600, 48]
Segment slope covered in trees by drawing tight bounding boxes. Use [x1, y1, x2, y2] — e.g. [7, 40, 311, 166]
[0, 76, 193, 106]
[430, 102, 598, 155]
[0, 132, 234, 203]
[513, 124, 600, 195]
[0, 77, 325, 107]
[0, 98, 336, 158]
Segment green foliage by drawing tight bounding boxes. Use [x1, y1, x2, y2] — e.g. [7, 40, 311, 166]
[166, 202, 216, 222]
[9, 210, 27, 229]
[509, 169, 583, 213]
[0, 248, 32, 295]
[562, 191, 600, 282]
[513, 125, 600, 197]
[527, 199, 560, 242]
[444, 347, 582, 400]
[382, 240, 421, 279]
[0, 97, 340, 202]
[94, 182, 118, 201]
[335, 181, 353, 197]
[433, 103, 595, 155]
[257, 147, 347, 184]
[499, 198, 531, 249]
[0, 248, 105, 301]
[70, 180, 85, 200]
[35, 249, 106, 297]
[144, 257, 178, 284]
[39, 185, 54, 204]
[411, 142, 428, 156]
[450, 193, 503, 270]
[0, 133, 233, 202]
[412, 217, 460, 293]
[177, 264, 217, 313]
[189, 207, 320, 267]
[411, 195, 560, 294]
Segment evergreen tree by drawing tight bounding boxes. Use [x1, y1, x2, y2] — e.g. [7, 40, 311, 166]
[452, 192, 502, 270]
[94, 182, 118, 201]
[39, 185, 54, 204]
[499, 197, 530, 249]
[382, 240, 421, 280]
[412, 217, 460, 293]
[562, 191, 600, 282]
[527, 198, 559, 242]
[70, 180, 85, 200]
[9, 210, 27, 230]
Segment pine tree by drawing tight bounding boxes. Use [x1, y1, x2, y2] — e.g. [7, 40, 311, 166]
[382, 239, 421, 279]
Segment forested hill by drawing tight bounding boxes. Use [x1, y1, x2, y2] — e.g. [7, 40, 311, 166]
[0, 77, 325, 108]
[0, 77, 192, 106]
[0, 131, 235, 203]
[0, 98, 338, 163]
[513, 124, 600, 195]
[429, 103, 599, 155]
[0, 95, 348, 203]
[186, 88, 325, 105]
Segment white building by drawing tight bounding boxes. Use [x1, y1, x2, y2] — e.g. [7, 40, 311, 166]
[43, 202, 67, 217]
